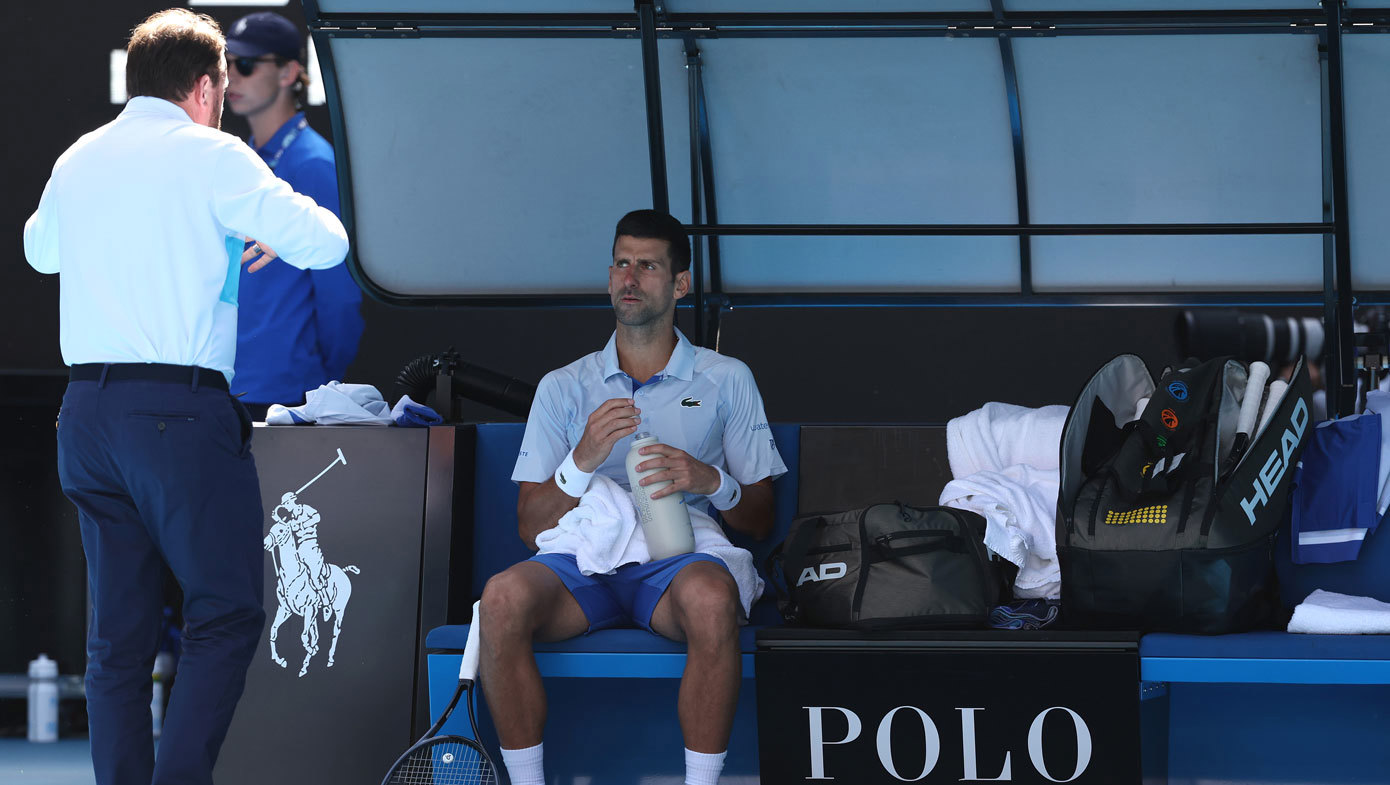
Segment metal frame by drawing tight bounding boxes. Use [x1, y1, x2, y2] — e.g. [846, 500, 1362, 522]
[305, 1, 1389, 414]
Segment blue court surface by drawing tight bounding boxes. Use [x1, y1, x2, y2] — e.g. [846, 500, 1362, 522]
[0, 738, 96, 785]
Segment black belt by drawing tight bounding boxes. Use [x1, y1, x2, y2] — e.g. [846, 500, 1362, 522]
[69, 363, 229, 392]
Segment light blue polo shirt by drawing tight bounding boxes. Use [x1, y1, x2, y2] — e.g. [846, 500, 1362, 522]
[512, 329, 787, 509]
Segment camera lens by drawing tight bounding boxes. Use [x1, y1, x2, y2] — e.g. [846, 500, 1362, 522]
[1177, 310, 1323, 364]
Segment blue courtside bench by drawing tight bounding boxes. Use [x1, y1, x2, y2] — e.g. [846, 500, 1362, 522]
[426, 422, 1390, 783]
[1140, 522, 1390, 686]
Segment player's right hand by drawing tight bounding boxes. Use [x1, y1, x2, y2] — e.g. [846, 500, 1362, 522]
[573, 398, 640, 472]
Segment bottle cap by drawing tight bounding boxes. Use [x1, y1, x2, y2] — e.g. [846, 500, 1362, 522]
[29, 654, 58, 679]
[633, 431, 655, 442]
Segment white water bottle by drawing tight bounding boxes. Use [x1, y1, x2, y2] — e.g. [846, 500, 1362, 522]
[27, 654, 58, 743]
[151, 651, 174, 739]
[625, 432, 696, 560]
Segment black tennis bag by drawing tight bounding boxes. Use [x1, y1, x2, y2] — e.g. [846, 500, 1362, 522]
[767, 503, 1005, 630]
[1057, 354, 1312, 633]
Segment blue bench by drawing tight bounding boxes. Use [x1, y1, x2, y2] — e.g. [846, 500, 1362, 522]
[428, 422, 1390, 783]
[1139, 519, 1390, 686]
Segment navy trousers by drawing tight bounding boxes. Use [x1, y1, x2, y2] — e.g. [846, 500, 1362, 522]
[57, 375, 265, 785]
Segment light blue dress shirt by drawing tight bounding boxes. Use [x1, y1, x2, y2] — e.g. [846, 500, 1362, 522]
[512, 329, 787, 510]
[23, 97, 348, 383]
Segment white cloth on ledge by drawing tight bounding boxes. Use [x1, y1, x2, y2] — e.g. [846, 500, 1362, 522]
[534, 474, 764, 617]
[265, 381, 394, 426]
[940, 402, 1070, 600]
[1288, 589, 1390, 635]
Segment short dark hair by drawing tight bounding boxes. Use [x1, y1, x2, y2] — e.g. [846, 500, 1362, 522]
[613, 210, 691, 275]
[126, 9, 225, 104]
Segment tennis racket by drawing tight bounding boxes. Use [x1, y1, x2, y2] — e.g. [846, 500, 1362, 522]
[380, 600, 497, 785]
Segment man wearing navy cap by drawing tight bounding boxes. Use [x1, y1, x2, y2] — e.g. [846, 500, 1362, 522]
[226, 11, 363, 417]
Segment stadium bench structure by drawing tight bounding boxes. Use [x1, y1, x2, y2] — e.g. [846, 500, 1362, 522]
[426, 423, 1390, 783]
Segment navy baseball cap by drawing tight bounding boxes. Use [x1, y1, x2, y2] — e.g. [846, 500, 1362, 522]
[226, 12, 303, 62]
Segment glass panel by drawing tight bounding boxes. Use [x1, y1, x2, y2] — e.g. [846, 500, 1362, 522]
[331, 37, 691, 296]
[698, 37, 1017, 226]
[1008, 0, 1318, 9]
[1016, 34, 1322, 225]
[315, 0, 632, 13]
[1031, 236, 1322, 291]
[695, 37, 1018, 291]
[720, 237, 1020, 293]
[1345, 34, 1390, 290]
[670, 0, 990, 11]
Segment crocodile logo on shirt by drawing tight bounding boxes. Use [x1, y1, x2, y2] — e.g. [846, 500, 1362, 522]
[681, 397, 702, 408]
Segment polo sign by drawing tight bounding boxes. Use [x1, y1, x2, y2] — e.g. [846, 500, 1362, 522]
[756, 634, 1140, 785]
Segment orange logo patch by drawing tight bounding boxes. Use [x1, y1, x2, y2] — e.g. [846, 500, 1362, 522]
[1161, 409, 1179, 430]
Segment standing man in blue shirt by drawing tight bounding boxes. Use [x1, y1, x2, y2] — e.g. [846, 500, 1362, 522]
[24, 9, 348, 785]
[480, 210, 786, 785]
[225, 12, 363, 416]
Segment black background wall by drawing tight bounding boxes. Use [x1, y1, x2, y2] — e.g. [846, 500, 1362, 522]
[0, 0, 1227, 734]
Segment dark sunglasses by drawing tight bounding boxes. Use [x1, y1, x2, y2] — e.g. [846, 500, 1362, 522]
[232, 56, 285, 77]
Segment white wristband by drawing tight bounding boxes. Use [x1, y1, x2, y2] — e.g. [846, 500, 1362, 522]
[554, 450, 593, 498]
[707, 466, 742, 511]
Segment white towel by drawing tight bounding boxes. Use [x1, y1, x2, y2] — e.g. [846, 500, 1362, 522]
[1288, 589, 1390, 635]
[265, 381, 395, 426]
[940, 402, 1070, 600]
[536, 475, 643, 575]
[535, 475, 764, 617]
[946, 402, 1070, 478]
[940, 465, 1061, 599]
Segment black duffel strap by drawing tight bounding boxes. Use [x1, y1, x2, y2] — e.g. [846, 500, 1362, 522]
[869, 529, 967, 560]
[765, 515, 829, 621]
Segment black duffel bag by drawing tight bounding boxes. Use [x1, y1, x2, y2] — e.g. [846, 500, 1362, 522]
[766, 502, 1005, 630]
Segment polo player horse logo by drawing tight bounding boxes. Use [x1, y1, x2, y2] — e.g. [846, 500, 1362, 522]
[262, 449, 360, 677]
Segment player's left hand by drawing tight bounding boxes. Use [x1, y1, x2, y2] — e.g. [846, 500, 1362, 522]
[634, 443, 720, 499]
[241, 240, 280, 273]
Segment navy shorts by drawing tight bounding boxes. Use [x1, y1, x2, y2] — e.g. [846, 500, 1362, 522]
[530, 552, 726, 633]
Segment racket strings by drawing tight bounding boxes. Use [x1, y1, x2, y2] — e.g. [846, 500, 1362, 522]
[387, 739, 497, 785]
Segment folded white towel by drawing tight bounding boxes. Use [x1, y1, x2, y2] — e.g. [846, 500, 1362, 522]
[947, 402, 1070, 478]
[939, 464, 1061, 599]
[1288, 589, 1390, 635]
[941, 402, 1069, 600]
[535, 475, 764, 617]
[266, 381, 395, 426]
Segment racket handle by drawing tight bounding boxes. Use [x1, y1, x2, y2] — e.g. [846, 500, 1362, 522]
[1255, 379, 1290, 441]
[1236, 361, 1270, 438]
[459, 600, 483, 682]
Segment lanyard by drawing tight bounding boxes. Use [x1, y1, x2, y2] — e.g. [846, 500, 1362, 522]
[258, 117, 308, 171]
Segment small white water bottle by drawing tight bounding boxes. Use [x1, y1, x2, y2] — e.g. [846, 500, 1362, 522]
[625, 432, 696, 560]
[27, 654, 59, 743]
[151, 651, 174, 739]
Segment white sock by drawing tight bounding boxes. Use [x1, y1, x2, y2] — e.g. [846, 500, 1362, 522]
[685, 748, 726, 785]
[500, 741, 544, 785]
